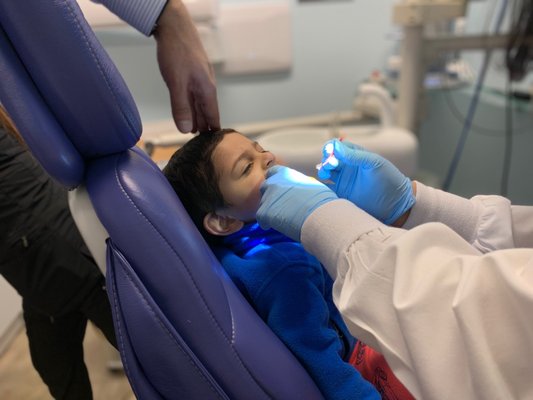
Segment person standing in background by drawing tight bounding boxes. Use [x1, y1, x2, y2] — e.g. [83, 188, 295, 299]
[0, 104, 117, 400]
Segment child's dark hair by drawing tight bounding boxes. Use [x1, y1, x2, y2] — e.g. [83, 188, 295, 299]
[163, 129, 236, 244]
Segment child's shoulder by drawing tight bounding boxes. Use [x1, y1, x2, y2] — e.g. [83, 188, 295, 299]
[216, 241, 321, 269]
[216, 242, 326, 300]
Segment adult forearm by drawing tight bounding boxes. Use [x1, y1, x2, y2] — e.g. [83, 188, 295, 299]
[300, 199, 384, 280]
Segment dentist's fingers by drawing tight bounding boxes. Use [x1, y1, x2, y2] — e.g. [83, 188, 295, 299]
[166, 69, 220, 133]
[196, 65, 220, 132]
[168, 87, 194, 133]
[194, 89, 214, 133]
[264, 165, 284, 179]
[317, 165, 332, 180]
[154, 0, 220, 133]
[318, 166, 340, 183]
[336, 140, 362, 151]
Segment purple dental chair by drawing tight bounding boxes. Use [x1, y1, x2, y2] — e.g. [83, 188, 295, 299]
[0, 1, 324, 399]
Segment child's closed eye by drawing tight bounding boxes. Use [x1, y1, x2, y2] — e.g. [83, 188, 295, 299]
[242, 162, 253, 176]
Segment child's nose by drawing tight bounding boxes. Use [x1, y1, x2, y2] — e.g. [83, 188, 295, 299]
[261, 152, 275, 170]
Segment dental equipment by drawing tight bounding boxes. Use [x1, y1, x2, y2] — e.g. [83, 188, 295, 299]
[316, 142, 340, 171]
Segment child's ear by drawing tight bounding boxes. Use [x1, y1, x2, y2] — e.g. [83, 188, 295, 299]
[203, 212, 244, 236]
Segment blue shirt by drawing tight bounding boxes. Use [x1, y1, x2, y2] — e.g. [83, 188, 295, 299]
[214, 223, 379, 400]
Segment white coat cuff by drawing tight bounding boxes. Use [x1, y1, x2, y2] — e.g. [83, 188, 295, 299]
[301, 199, 384, 279]
[403, 181, 479, 243]
[404, 181, 513, 252]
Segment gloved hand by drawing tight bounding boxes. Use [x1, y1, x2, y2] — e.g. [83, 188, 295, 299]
[257, 165, 338, 241]
[317, 139, 415, 225]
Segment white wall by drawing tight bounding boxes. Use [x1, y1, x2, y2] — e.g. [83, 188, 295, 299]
[92, 0, 533, 204]
[93, 0, 397, 126]
[216, 0, 396, 125]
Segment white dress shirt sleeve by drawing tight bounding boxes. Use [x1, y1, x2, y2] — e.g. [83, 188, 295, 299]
[92, 0, 167, 36]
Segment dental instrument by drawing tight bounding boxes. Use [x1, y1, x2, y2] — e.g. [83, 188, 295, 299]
[316, 142, 339, 171]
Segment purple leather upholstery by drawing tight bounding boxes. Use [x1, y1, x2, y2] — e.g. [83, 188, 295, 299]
[0, 1, 324, 399]
[0, 0, 141, 188]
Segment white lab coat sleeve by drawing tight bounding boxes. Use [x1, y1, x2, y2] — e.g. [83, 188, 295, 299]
[91, 0, 167, 36]
[511, 205, 533, 248]
[301, 200, 533, 400]
[402, 181, 532, 252]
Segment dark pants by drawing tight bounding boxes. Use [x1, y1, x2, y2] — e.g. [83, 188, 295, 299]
[2, 232, 117, 400]
[22, 279, 117, 400]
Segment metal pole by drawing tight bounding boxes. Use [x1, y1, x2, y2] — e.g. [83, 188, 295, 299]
[397, 24, 424, 133]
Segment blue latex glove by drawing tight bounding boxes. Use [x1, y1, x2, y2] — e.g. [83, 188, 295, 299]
[257, 165, 338, 241]
[317, 139, 415, 225]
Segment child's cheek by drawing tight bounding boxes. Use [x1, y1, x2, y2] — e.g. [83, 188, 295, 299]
[242, 179, 263, 218]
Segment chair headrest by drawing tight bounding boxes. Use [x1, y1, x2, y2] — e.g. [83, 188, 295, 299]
[0, 0, 141, 188]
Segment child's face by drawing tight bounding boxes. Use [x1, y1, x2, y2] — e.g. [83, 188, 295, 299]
[212, 132, 276, 222]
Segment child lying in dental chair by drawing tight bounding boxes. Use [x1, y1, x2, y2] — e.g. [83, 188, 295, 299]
[163, 129, 414, 400]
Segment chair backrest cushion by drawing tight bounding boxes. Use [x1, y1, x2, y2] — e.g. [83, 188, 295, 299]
[87, 148, 324, 399]
[0, 1, 324, 398]
[0, 0, 141, 188]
